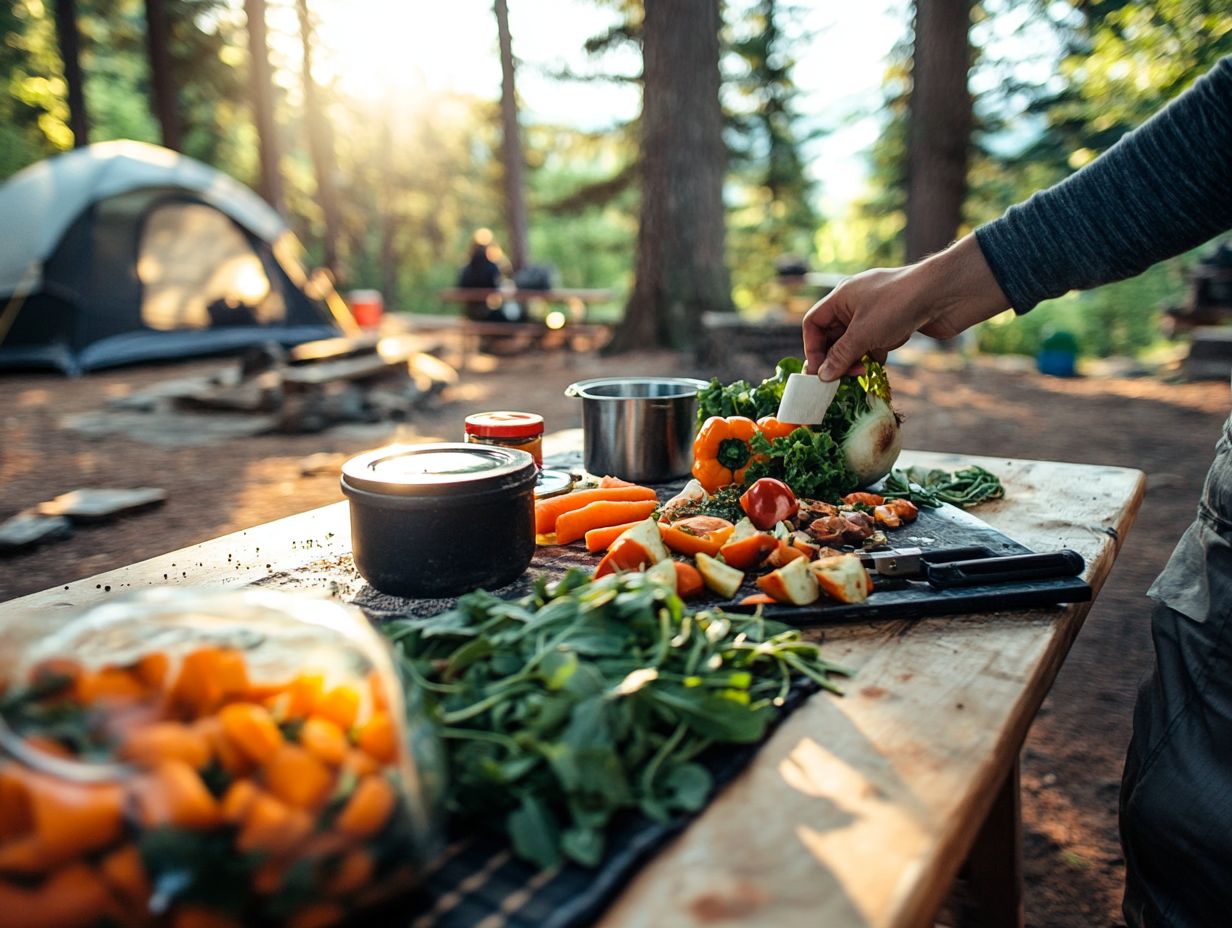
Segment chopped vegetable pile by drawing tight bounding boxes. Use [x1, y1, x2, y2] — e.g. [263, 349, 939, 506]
[383, 570, 850, 871]
[0, 647, 419, 927]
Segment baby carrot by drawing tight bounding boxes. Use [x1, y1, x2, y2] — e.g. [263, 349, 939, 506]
[355, 712, 397, 765]
[554, 499, 659, 546]
[584, 519, 651, 553]
[300, 716, 349, 767]
[118, 722, 211, 770]
[335, 775, 396, 839]
[264, 744, 334, 809]
[219, 702, 284, 764]
[315, 684, 360, 731]
[136, 760, 220, 830]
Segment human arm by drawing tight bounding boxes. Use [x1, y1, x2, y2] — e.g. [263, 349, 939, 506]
[805, 55, 1232, 380]
[804, 234, 1009, 379]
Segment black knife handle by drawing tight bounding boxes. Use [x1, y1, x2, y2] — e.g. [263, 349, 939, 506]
[918, 545, 991, 564]
[924, 549, 1085, 589]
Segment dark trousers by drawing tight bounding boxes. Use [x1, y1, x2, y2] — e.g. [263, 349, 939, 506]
[1121, 417, 1232, 927]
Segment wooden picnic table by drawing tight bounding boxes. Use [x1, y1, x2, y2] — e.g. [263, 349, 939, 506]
[0, 432, 1144, 928]
[425, 288, 616, 369]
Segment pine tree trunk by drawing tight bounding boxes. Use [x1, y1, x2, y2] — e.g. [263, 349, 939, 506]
[904, 0, 973, 263]
[245, 0, 284, 212]
[610, 0, 731, 354]
[144, 0, 180, 150]
[378, 113, 398, 309]
[494, 0, 529, 273]
[296, 0, 340, 274]
[53, 0, 89, 147]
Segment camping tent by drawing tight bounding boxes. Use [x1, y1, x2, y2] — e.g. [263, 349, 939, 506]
[0, 140, 352, 374]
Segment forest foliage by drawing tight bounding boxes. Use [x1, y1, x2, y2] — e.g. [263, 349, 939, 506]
[2, 0, 1229, 357]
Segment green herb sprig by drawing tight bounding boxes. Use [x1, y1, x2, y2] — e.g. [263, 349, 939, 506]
[381, 570, 850, 871]
[881, 465, 1005, 509]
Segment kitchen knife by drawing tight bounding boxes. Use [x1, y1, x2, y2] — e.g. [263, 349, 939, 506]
[860, 546, 1084, 589]
[776, 372, 838, 425]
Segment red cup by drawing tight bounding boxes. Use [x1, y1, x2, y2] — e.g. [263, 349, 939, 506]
[348, 289, 384, 328]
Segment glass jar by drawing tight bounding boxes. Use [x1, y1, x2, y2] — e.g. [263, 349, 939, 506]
[0, 587, 442, 928]
[464, 411, 544, 467]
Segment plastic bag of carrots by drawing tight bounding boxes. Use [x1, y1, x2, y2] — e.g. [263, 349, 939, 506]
[0, 588, 440, 928]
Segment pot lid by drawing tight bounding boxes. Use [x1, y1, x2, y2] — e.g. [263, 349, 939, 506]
[342, 443, 536, 497]
[534, 468, 574, 499]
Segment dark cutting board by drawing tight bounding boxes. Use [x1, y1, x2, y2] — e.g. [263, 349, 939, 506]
[535, 457, 1091, 626]
[727, 497, 1092, 624]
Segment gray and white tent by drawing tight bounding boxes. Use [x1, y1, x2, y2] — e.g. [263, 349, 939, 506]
[0, 140, 347, 374]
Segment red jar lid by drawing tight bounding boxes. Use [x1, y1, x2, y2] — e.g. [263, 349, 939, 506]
[464, 411, 544, 439]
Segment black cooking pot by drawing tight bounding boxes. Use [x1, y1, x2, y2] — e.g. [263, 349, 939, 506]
[340, 443, 538, 598]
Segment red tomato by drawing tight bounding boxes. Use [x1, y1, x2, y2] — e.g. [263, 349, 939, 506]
[739, 478, 799, 530]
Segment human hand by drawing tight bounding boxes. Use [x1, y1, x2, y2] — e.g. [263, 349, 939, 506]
[802, 234, 1011, 380]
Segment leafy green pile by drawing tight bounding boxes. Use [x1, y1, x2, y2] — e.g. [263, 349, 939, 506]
[696, 357, 803, 423]
[382, 570, 850, 870]
[743, 426, 853, 500]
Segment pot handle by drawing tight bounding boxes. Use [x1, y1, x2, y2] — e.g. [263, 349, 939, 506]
[563, 383, 582, 398]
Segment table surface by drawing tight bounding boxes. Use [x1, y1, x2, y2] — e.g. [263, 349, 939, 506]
[0, 435, 1145, 928]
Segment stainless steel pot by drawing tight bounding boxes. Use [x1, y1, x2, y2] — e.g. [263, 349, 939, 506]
[564, 377, 708, 483]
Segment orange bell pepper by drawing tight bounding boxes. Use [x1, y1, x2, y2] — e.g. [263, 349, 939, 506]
[692, 416, 761, 492]
[658, 516, 736, 558]
[718, 533, 779, 570]
[755, 415, 800, 441]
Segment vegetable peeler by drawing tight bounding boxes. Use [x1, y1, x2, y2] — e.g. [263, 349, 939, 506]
[859, 545, 1085, 589]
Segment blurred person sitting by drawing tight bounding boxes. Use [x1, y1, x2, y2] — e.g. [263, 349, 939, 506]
[457, 229, 505, 323]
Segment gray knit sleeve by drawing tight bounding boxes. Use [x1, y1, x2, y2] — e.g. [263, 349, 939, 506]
[974, 56, 1232, 314]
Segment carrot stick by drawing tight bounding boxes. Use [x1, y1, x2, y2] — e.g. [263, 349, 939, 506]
[534, 485, 657, 535]
[584, 519, 650, 553]
[554, 500, 659, 545]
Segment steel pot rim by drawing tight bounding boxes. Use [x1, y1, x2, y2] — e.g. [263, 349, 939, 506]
[564, 376, 709, 400]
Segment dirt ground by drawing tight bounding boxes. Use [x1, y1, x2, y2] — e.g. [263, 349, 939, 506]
[1, 341, 1228, 927]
